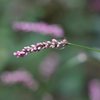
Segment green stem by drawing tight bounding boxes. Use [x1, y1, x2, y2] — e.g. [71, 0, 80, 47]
[68, 43, 100, 52]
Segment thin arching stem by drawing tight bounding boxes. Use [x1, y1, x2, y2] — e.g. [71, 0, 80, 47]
[67, 43, 100, 53]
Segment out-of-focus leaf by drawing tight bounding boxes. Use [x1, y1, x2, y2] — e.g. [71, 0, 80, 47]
[0, 44, 9, 71]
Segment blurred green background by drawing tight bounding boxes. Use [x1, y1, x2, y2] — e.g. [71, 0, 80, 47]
[0, 0, 100, 100]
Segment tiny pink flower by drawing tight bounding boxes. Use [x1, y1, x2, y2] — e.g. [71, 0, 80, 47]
[57, 44, 60, 48]
[38, 47, 41, 51]
[47, 41, 51, 44]
[52, 39, 57, 43]
[13, 52, 17, 56]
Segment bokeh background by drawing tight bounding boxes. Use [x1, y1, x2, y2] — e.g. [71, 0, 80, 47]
[0, 0, 100, 100]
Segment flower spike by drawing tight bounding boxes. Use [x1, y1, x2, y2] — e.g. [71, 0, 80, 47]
[13, 39, 68, 58]
[12, 21, 64, 38]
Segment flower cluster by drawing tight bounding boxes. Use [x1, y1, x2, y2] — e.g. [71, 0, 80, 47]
[88, 79, 100, 100]
[39, 52, 60, 80]
[0, 70, 39, 90]
[13, 39, 68, 58]
[12, 21, 64, 38]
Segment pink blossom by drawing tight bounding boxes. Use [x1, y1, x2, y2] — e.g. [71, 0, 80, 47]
[0, 70, 39, 90]
[13, 39, 68, 58]
[39, 52, 61, 80]
[88, 79, 100, 100]
[12, 21, 64, 38]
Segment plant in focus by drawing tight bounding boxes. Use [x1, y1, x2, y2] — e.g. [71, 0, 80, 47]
[13, 39, 67, 58]
[13, 38, 100, 58]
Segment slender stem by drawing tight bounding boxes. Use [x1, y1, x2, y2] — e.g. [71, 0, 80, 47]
[68, 43, 100, 52]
